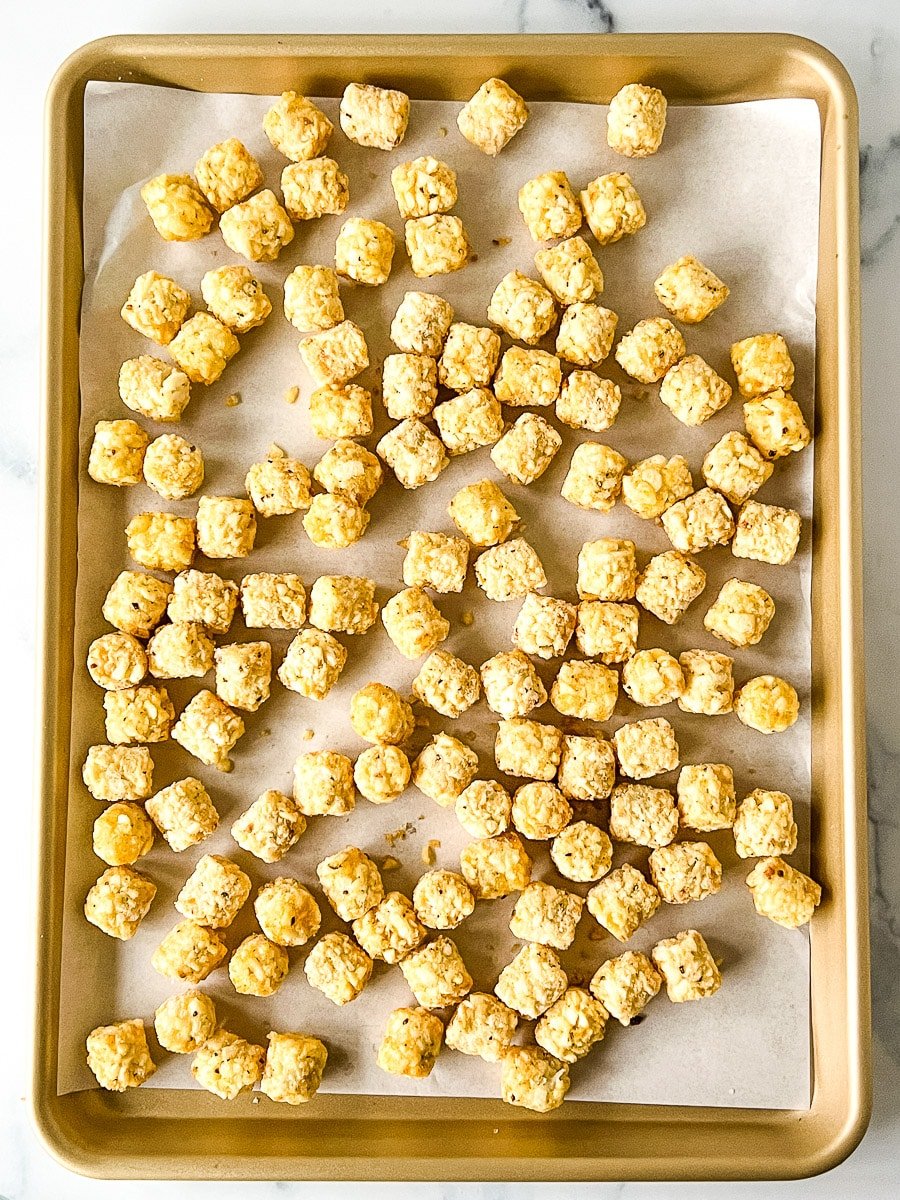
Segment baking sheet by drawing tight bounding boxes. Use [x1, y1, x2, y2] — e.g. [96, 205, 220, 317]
[59, 81, 820, 1109]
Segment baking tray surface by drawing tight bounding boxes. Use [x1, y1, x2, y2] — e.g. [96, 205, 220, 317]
[34, 33, 867, 1181]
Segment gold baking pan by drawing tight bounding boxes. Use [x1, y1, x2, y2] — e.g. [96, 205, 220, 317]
[34, 33, 868, 1181]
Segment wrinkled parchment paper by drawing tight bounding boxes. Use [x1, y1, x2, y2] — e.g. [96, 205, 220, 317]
[59, 82, 821, 1109]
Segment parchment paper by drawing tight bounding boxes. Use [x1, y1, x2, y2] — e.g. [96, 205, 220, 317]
[59, 81, 821, 1109]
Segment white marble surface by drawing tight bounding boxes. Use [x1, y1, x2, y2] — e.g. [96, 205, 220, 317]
[2, 0, 897, 1195]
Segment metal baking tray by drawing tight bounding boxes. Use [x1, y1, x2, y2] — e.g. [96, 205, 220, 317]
[34, 32, 868, 1182]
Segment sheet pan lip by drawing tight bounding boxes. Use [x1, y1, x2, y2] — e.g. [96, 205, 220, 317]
[31, 34, 76, 1180]
[10, 1142, 879, 1186]
[824, 27, 871, 1179]
[32, 30, 869, 1182]
[45, 30, 859, 100]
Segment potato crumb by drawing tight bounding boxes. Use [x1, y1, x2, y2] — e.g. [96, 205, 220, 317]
[422, 839, 440, 866]
[386, 822, 416, 847]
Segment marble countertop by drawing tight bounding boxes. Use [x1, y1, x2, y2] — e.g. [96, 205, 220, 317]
[3, 0, 897, 1196]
